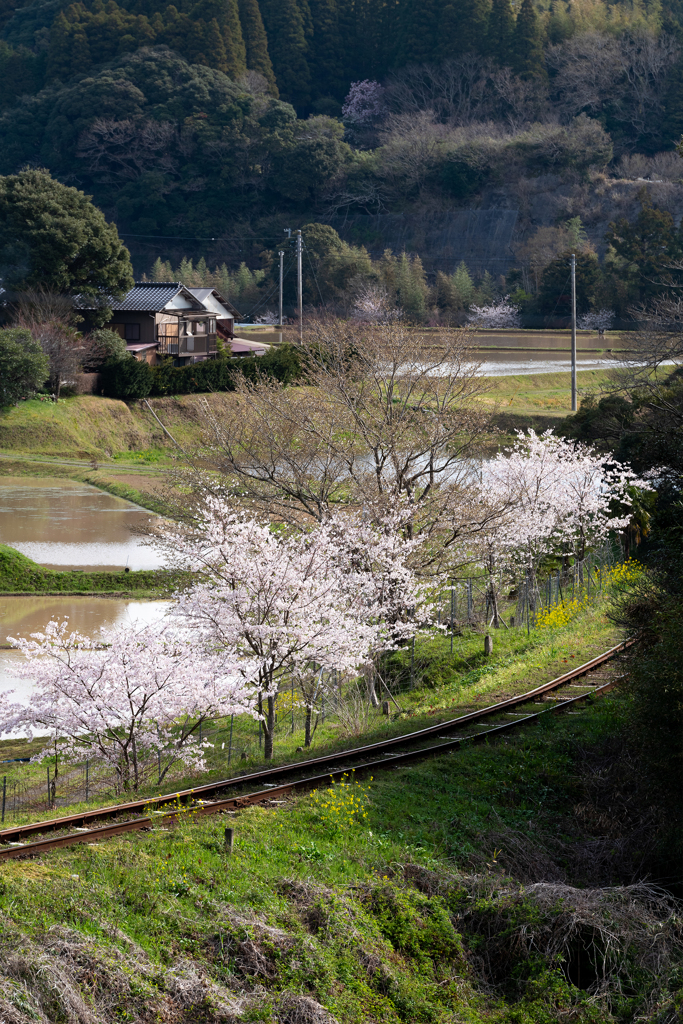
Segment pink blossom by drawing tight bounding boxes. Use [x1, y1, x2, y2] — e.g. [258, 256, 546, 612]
[467, 297, 522, 329]
[0, 619, 257, 791]
[342, 80, 386, 124]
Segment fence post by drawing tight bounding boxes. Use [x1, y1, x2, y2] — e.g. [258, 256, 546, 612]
[158, 750, 161, 785]
[1, 776, 5, 824]
[291, 678, 295, 734]
[85, 760, 89, 803]
[467, 579, 473, 621]
[224, 827, 234, 854]
[410, 636, 415, 688]
[47, 766, 50, 809]
[228, 714, 234, 767]
[450, 583, 454, 654]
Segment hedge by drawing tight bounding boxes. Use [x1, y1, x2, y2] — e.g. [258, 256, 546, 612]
[99, 345, 303, 401]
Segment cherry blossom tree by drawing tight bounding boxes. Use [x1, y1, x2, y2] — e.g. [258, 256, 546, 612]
[164, 501, 382, 759]
[477, 430, 644, 584]
[342, 80, 386, 124]
[351, 283, 402, 324]
[324, 505, 437, 704]
[0, 620, 257, 792]
[467, 297, 522, 329]
[577, 309, 614, 330]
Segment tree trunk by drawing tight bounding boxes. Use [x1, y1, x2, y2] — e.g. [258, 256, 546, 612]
[304, 703, 312, 746]
[263, 694, 275, 760]
[366, 665, 379, 707]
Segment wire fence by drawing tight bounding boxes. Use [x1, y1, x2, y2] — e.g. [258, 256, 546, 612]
[438, 542, 619, 635]
[0, 543, 622, 824]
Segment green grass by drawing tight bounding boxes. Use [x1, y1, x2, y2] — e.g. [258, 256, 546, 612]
[0, 696, 678, 1024]
[0, 585, 621, 820]
[0, 542, 181, 596]
[478, 368, 617, 426]
[1, 580, 678, 1022]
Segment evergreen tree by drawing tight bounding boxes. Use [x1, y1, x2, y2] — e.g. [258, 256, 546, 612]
[395, 253, 428, 320]
[189, 0, 246, 77]
[151, 258, 173, 281]
[395, 0, 441, 67]
[0, 44, 43, 108]
[486, 0, 514, 65]
[238, 0, 278, 93]
[258, 0, 311, 108]
[46, 10, 91, 82]
[605, 191, 683, 300]
[308, 0, 345, 100]
[222, 0, 248, 77]
[299, 0, 314, 41]
[439, 0, 490, 57]
[513, 0, 545, 78]
[452, 260, 475, 305]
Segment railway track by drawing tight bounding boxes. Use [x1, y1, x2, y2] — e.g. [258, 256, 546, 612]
[0, 642, 628, 861]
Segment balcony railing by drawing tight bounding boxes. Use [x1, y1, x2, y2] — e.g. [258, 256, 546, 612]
[157, 333, 217, 357]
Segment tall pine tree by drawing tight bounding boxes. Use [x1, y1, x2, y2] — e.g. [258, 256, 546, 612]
[308, 0, 346, 100]
[238, 0, 278, 93]
[190, 0, 247, 77]
[394, 0, 441, 68]
[258, 0, 311, 108]
[513, 0, 545, 78]
[486, 0, 514, 65]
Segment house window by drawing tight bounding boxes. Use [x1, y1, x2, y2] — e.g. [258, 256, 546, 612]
[194, 321, 207, 333]
[208, 318, 216, 332]
[125, 323, 141, 341]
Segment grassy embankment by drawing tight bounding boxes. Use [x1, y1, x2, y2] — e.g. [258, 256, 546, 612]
[1, 588, 680, 1023]
[0, 542, 180, 598]
[0, 578, 624, 818]
[0, 367, 611, 468]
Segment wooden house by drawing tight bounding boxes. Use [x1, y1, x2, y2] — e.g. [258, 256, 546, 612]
[101, 282, 239, 364]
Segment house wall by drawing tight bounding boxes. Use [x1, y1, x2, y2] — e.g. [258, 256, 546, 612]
[107, 312, 157, 345]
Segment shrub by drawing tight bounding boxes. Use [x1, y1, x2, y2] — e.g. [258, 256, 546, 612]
[0, 327, 49, 406]
[99, 356, 153, 400]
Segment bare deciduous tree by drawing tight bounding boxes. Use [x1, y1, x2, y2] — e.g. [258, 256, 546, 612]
[77, 118, 178, 181]
[200, 320, 501, 573]
[14, 289, 85, 399]
[547, 31, 678, 147]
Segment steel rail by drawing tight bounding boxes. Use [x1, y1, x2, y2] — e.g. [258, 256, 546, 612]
[0, 655, 625, 861]
[0, 642, 627, 846]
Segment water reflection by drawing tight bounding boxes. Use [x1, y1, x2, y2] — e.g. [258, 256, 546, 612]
[0, 477, 165, 570]
[0, 597, 171, 732]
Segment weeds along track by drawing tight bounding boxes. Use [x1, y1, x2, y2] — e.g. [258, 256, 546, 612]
[0, 643, 628, 861]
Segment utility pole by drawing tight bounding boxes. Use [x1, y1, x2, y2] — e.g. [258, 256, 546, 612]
[296, 229, 303, 344]
[571, 252, 577, 412]
[278, 250, 284, 328]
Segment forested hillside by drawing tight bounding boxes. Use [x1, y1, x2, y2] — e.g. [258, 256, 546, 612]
[1, 0, 683, 311]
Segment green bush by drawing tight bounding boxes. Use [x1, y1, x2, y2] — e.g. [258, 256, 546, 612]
[0, 326, 49, 406]
[100, 356, 154, 400]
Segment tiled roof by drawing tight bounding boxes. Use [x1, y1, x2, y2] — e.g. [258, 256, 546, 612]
[109, 282, 190, 312]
